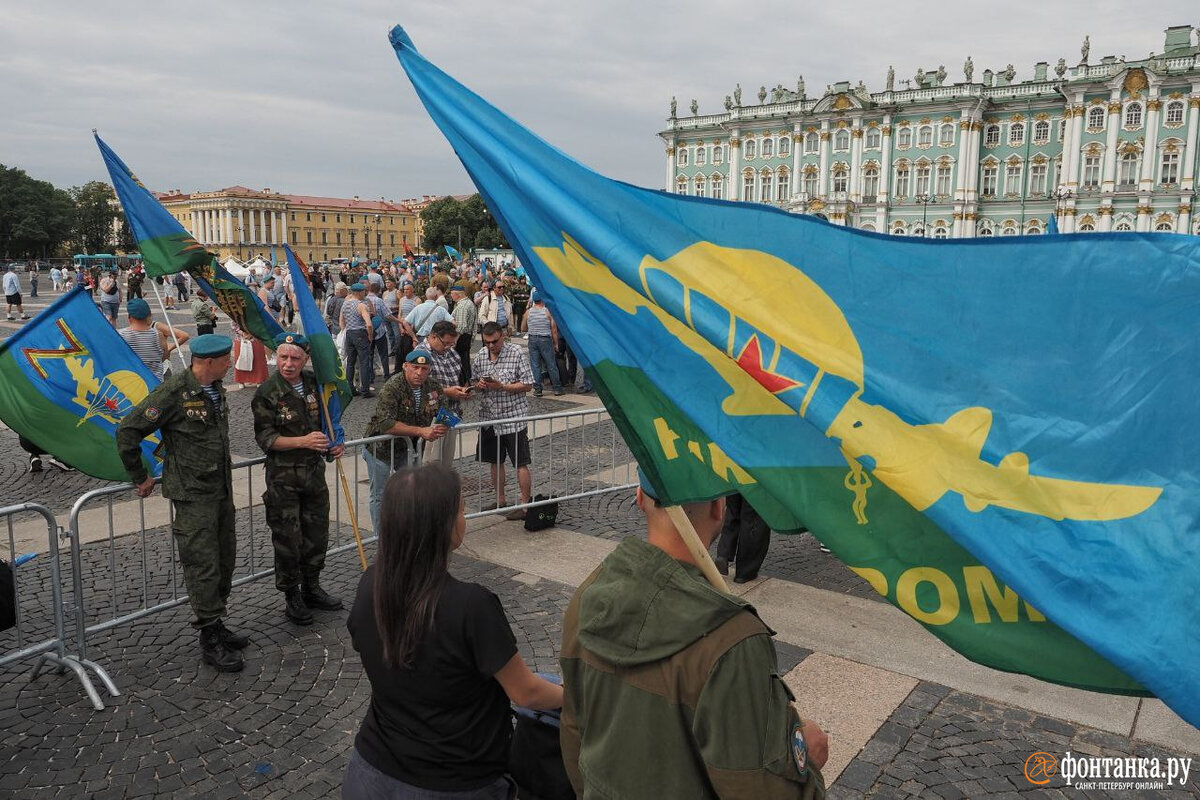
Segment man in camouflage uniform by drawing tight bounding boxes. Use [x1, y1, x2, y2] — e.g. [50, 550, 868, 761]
[116, 334, 246, 673]
[251, 333, 346, 625]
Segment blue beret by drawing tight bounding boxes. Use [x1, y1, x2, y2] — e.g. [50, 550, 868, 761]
[126, 298, 151, 319]
[450, 284, 466, 292]
[191, 334, 233, 358]
[263, 275, 276, 283]
[350, 282, 366, 292]
[405, 349, 432, 365]
[637, 468, 660, 501]
[274, 332, 309, 350]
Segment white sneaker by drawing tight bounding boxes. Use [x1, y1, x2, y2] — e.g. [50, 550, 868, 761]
[46, 456, 75, 472]
[5, 315, 12, 321]
[28, 454, 42, 473]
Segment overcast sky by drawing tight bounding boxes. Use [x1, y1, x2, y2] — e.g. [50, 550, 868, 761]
[1, 1, 1194, 202]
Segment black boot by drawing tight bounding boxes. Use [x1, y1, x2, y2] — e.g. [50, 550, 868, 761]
[285, 588, 313, 625]
[199, 625, 244, 673]
[216, 620, 249, 650]
[302, 583, 343, 611]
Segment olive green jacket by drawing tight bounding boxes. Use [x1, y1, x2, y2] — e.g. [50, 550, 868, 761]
[251, 371, 325, 467]
[363, 374, 444, 465]
[560, 538, 825, 799]
[116, 368, 232, 500]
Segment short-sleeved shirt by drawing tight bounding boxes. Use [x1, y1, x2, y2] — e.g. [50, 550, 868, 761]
[348, 567, 518, 792]
[341, 298, 369, 332]
[3, 272, 20, 296]
[405, 301, 454, 338]
[471, 341, 534, 434]
[453, 295, 478, 334]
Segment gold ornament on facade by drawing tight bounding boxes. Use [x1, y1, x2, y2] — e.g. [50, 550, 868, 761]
[1108, 101, 1123, 114]
[810, 198, 826, 211]
[1123, 68, 1148, 98]
[941, 115, 955, 123]
[952, 212, 964, 220]
[806, 125, 819, 133]
[1035, 112, 1051, 121]
[1031, 155, 1048, 164]
[1190, 97, 1200, 109]
[959, 120, 972, 130]
[1073, 107, 1086, 117]
[882, 126, 893, 135]
[1099, 206, 1114, 216]
[792, 134, 803, 143]
[1180, 205, 1191, 215]
[1147, 100, 1161, 111]
[730, 138, 741, 146]
[836, 120, 849, 128]
[820, 132, 832, 141]
[1062, 207, 1077, 216]
[1137, 205, 1153, 215]
[852, 128, 864, 138]
[833, 95, 852, 110]
[971, 122, 983, 131]
[666, 147, 676, 155]
[1155, 213, 1173, 225]
[1011, 113, 1026, 122]
[964, 212, 978, 221]
[919, 117, 933, 125]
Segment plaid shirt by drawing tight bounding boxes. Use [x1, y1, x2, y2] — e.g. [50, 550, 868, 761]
[419, 339, 463, 411]
[471, 341, 533, 434]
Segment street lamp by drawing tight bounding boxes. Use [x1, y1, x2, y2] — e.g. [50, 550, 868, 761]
[1052, 186, 1073, 215]
[914, 194, 932, 236]
[373, 214, 382, 262]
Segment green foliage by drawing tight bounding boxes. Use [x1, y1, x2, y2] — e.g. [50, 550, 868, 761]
[71, 181, 119, 255]
[0, 165, 75, 258]
[419, 194, 508, 253]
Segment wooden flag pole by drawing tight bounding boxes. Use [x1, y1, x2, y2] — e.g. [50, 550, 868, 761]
[148, 278, 188, 371]
[319, 395, 368, 571]
[664, 506, 729, 592]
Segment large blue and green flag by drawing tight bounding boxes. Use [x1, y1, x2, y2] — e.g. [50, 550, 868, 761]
[189, 257, 285, 352]
[0, 288, 162, 481]
[94, 134, 211, 278]
[389, 26, 1200, 724]
[284, 245, 351, 445]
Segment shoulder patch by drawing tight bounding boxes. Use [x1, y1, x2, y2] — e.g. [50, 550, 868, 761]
[791, 722, 808, 776]
[145, 407, 161, 421]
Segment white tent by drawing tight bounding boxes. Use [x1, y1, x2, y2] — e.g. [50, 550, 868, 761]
[222, 257, 249, 279]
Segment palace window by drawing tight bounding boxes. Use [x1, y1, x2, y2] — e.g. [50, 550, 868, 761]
[694, 175, 707, 198]
[336, 232, 342, 244]
[1008, 122, 1025, 147]
[896, 127, 912, 148]
[713, 145, 724, 165]
[746, 139, 758, 159]
[1156, 220, 1174, 232]
[760, 170, 774, 202]
[762, 138, 774, 158]
[935, 163, 952, 196]
[835, 129, 850, 151]
[1026, 221, 1043, 235]
[1117, 152, 1139, 188]
[894, 163, 911, 197]
[742, 170, 756, 200]
[1001, 225, 1018, 236]
[1124, 102, 1143, 128]
[696, 147, 707, 165]
[779, 137, 791, 157]
[977, 221, 994, 236]
[1028, 163, 1048, 195]
[290, 212, 296, 221]
[350, 214, 356, 224]
[862, 166, 880, 200]
[1057, 120, 1065, 142]
[831, 167, 848, 193]
[865, 127, 881, 149]
[337, 214, 342, 223]
[984, 125, 1000, 147]
[677, 148, 688, 166]
[1033, 120, 1050, 144]
[981, 164, 998, 197]
[306, 212, 312, 222]
[805, 132, 820, 153]
[803, 171, 818, 197]
[290, 231, 297, 244]
[939, 124, 954, 145]
[321, 213, 326, 222]
[307, 231, 313, 244]
[1115, 221, 1133, 232]
[711, 174, 725, 200]
[1165, 101, 1185, 126]
[914, 163, 931, 196]
[321, 232, 328, 244]
[776, 168, 790, 202]
[1161, 150, 1180, 185]
[1087, 106, 1106, 130]
[676, 177, 688, 194]
[917, 125, 933, 147]
[932, 226, 949, 239]
[1082, 154, 1102, 188]
[1005, 162, 1022, 195]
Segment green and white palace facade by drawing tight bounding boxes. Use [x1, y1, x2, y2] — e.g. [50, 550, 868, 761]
[660, 25, 1200, 236]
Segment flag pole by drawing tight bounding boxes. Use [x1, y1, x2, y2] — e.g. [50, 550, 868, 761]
[664, 506, 729, 592]
[318, 394, 368, 571]
[148, 278, 188, 370]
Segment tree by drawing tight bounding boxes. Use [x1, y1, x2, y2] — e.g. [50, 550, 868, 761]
[0, 165, 75, 258]
[71, 181, 119, 254]
[419, 194, 508, 253]
[116, 218, 137, 253]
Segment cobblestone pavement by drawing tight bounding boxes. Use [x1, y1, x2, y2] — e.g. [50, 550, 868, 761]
[829, 684, 1200, 799]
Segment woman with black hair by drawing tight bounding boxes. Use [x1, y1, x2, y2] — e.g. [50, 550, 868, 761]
[343, 464, 562, 799]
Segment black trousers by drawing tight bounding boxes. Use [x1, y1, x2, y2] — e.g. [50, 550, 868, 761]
[716, 494, 771, 580]
[455, 332, 474, 384]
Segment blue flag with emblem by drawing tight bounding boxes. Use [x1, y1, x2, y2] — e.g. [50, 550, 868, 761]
[388, 25, 1200, 724]
[0, 288, 162, 481]
[284, 245, 350, 447]
[445, 244, 462, 261]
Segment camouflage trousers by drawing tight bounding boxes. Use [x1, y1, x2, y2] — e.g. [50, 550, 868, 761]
[263, 460, 330, 592]
[171, 495, 237, 629]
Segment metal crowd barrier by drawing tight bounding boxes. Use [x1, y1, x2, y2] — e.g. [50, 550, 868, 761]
[58, 406, 634, 709]
[0, 503, 116, 710]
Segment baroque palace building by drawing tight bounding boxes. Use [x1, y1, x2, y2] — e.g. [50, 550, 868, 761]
[156, 186, 420, 264]
[661, 25, 1200, 236]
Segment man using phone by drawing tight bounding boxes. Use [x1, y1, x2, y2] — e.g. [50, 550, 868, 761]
[471, 322, 535, 519]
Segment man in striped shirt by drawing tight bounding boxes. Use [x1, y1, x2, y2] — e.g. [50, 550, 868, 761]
[450, 285, 477, 384]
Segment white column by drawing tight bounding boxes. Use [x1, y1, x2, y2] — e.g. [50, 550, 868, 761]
[190, 210, 200, 243]
[790, 125, 802, 199]
[281, 209, 289, 246]
[1182, 96, 1200, 191]
[202, 210, 211, 244]
[849, 120, 864, 201]
[224, 209, 232, 245]
[728, 129, 741, 201]
[1139, 96, 1161, 188]
[259, 210, 268, 244]
[665, 139, 676, 191]
[1058, 104, 1077, 192]
[237, 209, 245, 243]
[817, 122, 831, 197]
[1099, 207, 1113, 232]
[1101, 96, 1121, 191]
[248, 209, 257, 245]
[1065, 102, 1085, 189]
[1179, 204, 1191, 234]
[269, 211, 278, 245]
[877, 115, 893, 231]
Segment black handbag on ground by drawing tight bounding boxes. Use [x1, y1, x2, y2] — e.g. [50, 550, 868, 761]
[523, 495, 559, 532]
[509, 705, 575, 800]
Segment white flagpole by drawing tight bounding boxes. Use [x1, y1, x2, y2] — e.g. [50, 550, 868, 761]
[149, 277, 188, 370]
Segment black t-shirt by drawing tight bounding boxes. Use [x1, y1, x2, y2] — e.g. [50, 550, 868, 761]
[347, 566, 518, 791]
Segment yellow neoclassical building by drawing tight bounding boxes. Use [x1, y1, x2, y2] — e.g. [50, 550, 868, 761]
[157, 186, 420, 264]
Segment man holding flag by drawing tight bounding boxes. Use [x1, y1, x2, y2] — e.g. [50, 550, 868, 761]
[252, 333, 345, 626]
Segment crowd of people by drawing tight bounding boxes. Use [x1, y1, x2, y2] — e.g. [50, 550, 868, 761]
[8, 254, 824, 799]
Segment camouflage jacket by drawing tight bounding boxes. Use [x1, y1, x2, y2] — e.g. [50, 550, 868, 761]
[251, 371, 325, 467]
[116, 368, 232, 500]
[363, 374, 444, 464]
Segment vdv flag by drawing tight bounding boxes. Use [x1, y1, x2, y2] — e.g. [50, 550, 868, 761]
[284, 245, 350, 446]
[389, 26, 1200, 723]
[94, 134, 211, 278]
[0, 288, 162, 481]
[445, 244, 462, 261]
[189, 258, 285, 352]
